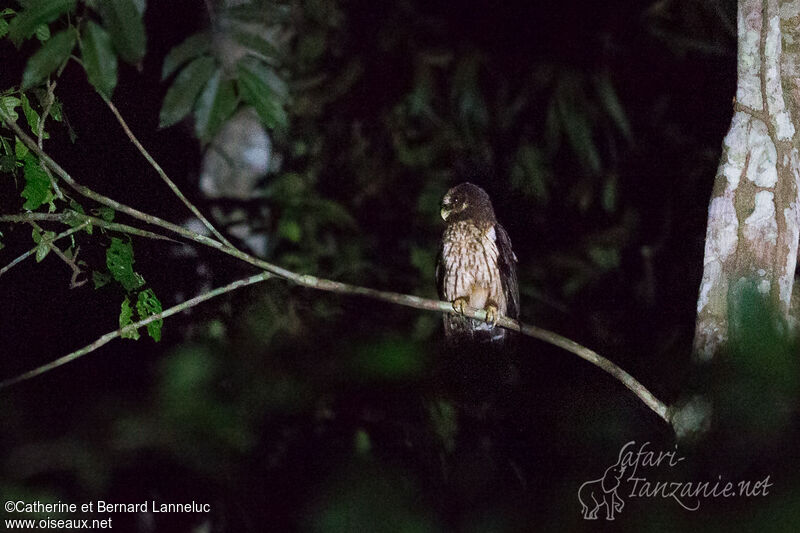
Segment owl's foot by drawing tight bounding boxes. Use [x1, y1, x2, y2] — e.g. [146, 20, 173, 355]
[484, 303, 499, 326]
[452, 297, 469, 316]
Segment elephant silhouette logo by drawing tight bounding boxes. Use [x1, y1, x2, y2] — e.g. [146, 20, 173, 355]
[578, 453, 627, 520]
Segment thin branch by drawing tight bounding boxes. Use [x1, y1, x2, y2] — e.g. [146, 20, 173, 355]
[29, 221, 86, 288]
[2, 117, 230, 252]
[0, 271, 273, 389]
[0, 222, 89, 278]
[37, 79, 64, 200]
[101, 96, 235, 248]
[0, 212, 178, 243]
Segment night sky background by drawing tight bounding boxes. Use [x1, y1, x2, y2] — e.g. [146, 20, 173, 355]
[1, 0, 799, 531]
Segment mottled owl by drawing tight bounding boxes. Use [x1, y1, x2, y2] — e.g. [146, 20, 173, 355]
[436, 183, 519, 344]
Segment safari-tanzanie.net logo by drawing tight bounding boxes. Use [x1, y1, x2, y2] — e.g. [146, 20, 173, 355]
[577, 441, 772, 520]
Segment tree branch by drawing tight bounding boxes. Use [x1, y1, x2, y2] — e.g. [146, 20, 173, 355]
[3, 116, 233, 247]
[37, 79, 64, 201]
[0, 271, 273, 389]
[29, 221, 86, 288]
[101, 96, 235, 249]
[0, 212, 178, 243]
[0, 222, 89, 278]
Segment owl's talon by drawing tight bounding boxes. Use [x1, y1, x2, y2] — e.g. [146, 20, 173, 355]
[452, 297, 468, 316]
[484, 304, 499, 326]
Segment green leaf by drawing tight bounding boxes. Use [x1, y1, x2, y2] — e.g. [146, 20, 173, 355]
[20, 93, 38, 130]
[159, 55, 216, 128]
[224, 3, 291, 24]
[0, 96, 21, 122]
[96, 206, 115, 222]
[15, 136, 29, 159]
[20, 93, 47, 138]
[136, 288, 163, 342]
[35, 241, 50, 262]
[277, 218, 301, 243]
[161, 31, 211, 80]
[106, 237, 145, 291]
[49, 97, 62, 121]
[238, 56, 288, 100]
[22, 28, 77, 90]
[31, 226, 42, 244]
[21, 154, 52, 209]
[34, 23, 49, 41]
[237, 58, 288, 129]
[595, 74, 632, 143]
[427, 400, 458, 453]
[543, 96, 561, 154]
[69, 198, 83, 213]
[231, 30, 281, 64]
[352, 337, 426, 381]
[0, 155, 15, 172]
[194, 69, 237, 143]
[80, 21, 118, 98]
[0, 18, 9, 39]
[602, 174, 618, 213]
[92, 270, 111, 289]
[511, 144, 549, 202]
[556, 89, 601, 175]
[119, 297, 141, 340]
[7, 0, 75, 46]
[65, 203, 92, 233]
[306, 198, 356, 228]
[587, 246, 620, 270]
[96, 0, 146, 65]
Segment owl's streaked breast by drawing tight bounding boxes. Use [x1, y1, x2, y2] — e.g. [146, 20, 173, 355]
[441, 220, 507, 315]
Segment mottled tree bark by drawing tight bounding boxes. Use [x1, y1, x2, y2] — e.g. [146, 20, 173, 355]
[694, 0, 800, 360]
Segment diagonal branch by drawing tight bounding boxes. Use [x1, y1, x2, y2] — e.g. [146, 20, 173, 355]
[0, 221, 89, 278]
[0, 271, 273, 389]
[101, 96, 235, 249]
[29, 221, 86, 288]
[0, 213, 178, 243]
[3, 117, 232, 252]
[37, 79, 64, 201]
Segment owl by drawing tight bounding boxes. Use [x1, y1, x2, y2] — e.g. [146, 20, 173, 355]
[436, 183, 519, 345]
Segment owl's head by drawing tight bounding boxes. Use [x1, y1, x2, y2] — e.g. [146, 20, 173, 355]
[440, 182, 495, 223]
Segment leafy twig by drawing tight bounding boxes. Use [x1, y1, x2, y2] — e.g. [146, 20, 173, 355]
[0, 221, 89, 278]
[36, 79, 64, 200]
[29, 221, 86, 287]
[0, 271, 273, 389]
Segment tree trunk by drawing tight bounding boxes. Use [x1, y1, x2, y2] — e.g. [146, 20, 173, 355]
[694, 0, 800, 360]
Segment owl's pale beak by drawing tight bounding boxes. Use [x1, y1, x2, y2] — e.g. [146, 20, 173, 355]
[440, 207, 451, 220]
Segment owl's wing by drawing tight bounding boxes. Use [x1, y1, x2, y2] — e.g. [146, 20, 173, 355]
[435, 241, 446, 300]
[495, 223, 519, 319]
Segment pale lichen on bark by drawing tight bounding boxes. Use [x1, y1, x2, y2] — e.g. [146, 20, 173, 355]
[694, 0, 800, 360]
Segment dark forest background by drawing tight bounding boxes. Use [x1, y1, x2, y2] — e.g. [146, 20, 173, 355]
[1, 0, 798, 531]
